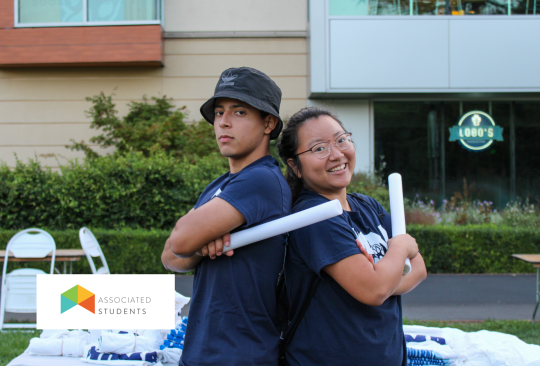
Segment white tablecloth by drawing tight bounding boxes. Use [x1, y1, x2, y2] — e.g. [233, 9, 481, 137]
[7, 353, 178, 366]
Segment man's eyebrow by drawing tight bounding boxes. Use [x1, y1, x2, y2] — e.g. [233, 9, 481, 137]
[307, 130, 345, 146]
[214, 103, 248, 110]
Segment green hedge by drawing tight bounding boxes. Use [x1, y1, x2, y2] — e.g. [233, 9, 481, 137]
[409, 225, 540, 273]
[0, 229, 172, 275]
[1, 225, 538, 274]
[0, 152, 227, 231]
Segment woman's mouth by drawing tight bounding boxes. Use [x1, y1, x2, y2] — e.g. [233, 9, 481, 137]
[327, 163, 347, 173]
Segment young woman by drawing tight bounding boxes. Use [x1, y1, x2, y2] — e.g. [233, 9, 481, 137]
[277, 107, 427, 366]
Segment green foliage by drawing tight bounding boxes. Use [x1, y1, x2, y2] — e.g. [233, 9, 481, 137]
[2, 225, 536, 275]
[0, 330, 41, 366]
[0, 152, 228, 230]
[0, 229, 172, 275]
[66, 93, 220, 159]
[408, 225, 540, 273]
[348, 171, 390, 212]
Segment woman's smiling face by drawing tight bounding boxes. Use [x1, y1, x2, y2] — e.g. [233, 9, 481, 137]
[294, 115, 356, 197]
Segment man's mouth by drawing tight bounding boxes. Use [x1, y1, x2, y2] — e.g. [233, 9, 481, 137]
[219, 135, 233, 142]
[327, 163, 347, 173]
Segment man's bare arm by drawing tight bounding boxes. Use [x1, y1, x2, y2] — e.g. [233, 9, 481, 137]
[167, 197, 245, 257]
[161, 238, 203, 273]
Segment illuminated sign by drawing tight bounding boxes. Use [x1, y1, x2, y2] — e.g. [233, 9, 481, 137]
[449, 111, 503, 151]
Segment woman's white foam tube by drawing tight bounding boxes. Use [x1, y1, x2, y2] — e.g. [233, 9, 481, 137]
[388, 173, 412, 275]
[223, 199, 343, 252]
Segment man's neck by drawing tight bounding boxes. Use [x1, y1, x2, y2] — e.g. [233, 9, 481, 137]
[228, 148, 271, 174]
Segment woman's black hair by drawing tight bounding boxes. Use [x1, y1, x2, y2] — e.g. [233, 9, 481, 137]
[277, 106, 346, 202]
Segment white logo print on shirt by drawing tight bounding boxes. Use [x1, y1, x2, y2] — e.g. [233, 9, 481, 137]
[219, 72, 237, 87]
[353, 225, 389, 264]
[212, 188, 222, 198]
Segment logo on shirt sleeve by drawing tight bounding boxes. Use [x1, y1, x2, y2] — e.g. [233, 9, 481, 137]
[211, 188, 222, 198]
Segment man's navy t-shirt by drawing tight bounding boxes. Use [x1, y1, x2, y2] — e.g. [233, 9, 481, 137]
[285, 190, 405, 366]
[179, 155, 292, 366]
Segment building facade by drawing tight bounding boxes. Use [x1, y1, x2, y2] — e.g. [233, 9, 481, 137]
[308, 0, 540, 206]
[0, 0, 308, 168]
[1, 0, 539, 205]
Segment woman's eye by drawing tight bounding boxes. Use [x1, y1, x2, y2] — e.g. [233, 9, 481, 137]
[313, 146, 326, 153]
[337, 138, 346, 144]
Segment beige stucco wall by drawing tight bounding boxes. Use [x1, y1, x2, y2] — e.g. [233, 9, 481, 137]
[163, 0, 307, 32]
[0, 37, 308, 168]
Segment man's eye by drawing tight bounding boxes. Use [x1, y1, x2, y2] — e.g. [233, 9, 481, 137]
[215, 111, 223, 116]
[235, 110, 246, 116]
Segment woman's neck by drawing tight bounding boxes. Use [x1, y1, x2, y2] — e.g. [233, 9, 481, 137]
[318, 189, 351, 211]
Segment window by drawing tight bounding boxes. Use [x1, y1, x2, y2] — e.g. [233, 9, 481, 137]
[328, 0, 538, 15]
[16, 0, 161, 26]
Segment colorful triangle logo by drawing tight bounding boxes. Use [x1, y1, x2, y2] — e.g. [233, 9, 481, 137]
[60, 285, 95, 314]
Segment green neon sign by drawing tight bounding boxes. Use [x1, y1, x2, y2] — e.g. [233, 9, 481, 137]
[449, 111, 504, 151]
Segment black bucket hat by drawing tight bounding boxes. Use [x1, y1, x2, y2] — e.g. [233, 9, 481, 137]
[200, 67, 283, 140]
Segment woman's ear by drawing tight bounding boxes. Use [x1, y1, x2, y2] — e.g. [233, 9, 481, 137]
[264, 115, 278, 135]
[287, 158, 302, 179]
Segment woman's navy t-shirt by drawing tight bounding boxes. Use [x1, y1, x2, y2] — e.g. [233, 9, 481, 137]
[285, 189, 405, 366]
[179, 155, 292, 366]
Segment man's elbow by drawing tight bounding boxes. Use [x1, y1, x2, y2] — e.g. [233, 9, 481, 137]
[168, 233, 198, 258]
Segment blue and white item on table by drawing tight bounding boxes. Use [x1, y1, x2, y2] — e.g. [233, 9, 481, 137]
[85, 345, 159, 363]
[160, 316, 187, 352]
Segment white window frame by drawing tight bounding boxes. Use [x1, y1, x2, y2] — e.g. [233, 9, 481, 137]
[14, 0, 163, 28]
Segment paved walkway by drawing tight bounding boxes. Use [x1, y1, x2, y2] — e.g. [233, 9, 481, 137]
[1, 274, 537, 322]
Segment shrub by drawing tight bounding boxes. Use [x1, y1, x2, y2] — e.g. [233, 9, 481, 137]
[0, 229, 172, 275]
[348, 171, 390, 212]
[0, 152, 228, 230]
[0, 225, 537, 274]
[66, 93, 220, 160]
[409, 225, 540, 273]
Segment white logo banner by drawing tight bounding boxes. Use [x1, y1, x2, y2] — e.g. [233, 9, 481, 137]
[37, 274, 175, 330]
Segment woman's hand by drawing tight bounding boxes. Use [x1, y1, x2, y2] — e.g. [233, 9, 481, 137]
[197, 233, 234, 259]
[356, 240, 374, 266]
[387, 234, 418, 259]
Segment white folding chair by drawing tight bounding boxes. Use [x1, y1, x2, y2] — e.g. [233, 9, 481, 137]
[0, 228, 56, 330]
[79, 227, 110, 274]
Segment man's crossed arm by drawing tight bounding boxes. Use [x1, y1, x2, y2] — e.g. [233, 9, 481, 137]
[161, 197, 245, 272]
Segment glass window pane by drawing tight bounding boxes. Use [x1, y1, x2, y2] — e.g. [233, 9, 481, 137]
[19, 0, 83, 24]
[329, 0, 407, 16]
[511, 0, 538, 14]
[411, 0, 508, 15]
[88, 0, 157, 22]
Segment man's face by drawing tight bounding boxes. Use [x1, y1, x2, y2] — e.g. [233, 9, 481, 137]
[213, 97, 268, 159]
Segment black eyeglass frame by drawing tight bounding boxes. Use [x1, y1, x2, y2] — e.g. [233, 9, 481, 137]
[294, 132, 353, 159]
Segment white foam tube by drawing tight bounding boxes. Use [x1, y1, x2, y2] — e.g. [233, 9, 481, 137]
[388, 173, 412, 275]
[223, 199, 343, 252]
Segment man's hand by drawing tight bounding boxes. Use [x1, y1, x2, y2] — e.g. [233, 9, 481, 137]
[197, 233, 234, 259]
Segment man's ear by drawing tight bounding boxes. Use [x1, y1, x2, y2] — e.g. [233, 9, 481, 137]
[287, 158, 302, 179]
[263, 115, 278, 136]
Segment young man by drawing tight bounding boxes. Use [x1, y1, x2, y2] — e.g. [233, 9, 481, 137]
[161, 67, 292, 366]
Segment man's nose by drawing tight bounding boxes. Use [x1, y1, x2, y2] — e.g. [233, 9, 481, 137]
[218, 111, 231, 128]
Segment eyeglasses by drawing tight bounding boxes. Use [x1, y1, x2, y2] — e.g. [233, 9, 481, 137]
[295, 132, 353, 159]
